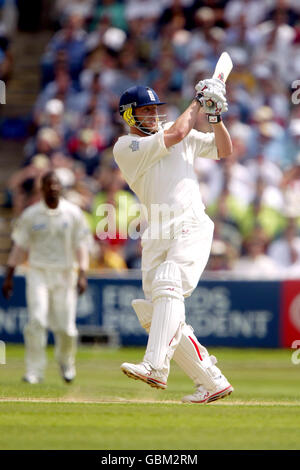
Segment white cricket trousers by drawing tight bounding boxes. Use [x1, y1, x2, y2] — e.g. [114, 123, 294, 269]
[24, 266, 78, 378]
[142, 209, 214, 299]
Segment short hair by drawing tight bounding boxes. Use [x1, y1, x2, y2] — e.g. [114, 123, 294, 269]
[41, 171, 60, 188]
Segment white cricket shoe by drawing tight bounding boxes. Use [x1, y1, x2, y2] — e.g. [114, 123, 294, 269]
[22, 374, 43, 385]
[60, 364, 76, 383]
[121, 361, 167, 390]
[182, 382, 234, 404]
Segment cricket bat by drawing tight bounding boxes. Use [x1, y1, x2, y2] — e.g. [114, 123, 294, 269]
[205, 52, 233, 107]
[213, 51, 233, 83]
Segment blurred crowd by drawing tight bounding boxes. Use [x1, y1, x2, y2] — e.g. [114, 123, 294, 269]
[3, 0, 300, 277]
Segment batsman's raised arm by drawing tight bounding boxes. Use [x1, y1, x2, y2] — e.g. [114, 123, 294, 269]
[163, 97, 232, 158]
[163, 99, 202, 148]
[210, 120, 232, 159]
[163, 75, 232, 154]
[194, 77, 232, 159]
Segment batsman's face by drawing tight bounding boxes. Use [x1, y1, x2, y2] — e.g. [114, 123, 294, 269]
[135, 105, 159, 132]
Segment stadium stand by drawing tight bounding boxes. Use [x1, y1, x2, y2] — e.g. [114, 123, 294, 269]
[1, 0, 300, 276]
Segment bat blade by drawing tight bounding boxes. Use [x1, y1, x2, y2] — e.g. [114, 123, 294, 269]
[205, 52, 233, 108]
[212, 52, 233, 83]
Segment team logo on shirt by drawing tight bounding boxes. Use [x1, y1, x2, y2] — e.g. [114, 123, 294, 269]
[129, 140, 139, 152]
[32, 223, 47, 231]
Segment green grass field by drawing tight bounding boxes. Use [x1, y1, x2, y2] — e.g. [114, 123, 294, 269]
[0, 344, 299, 450]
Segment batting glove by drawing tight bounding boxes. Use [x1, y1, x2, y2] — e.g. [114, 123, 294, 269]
[195, 78, 226, 97]
[196, 92, 228, 115]
[195, 78, 228, 123]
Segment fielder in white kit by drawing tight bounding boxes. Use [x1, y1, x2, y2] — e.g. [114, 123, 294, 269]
[113, 81, 234, 403]
[2, 171, 90, 384]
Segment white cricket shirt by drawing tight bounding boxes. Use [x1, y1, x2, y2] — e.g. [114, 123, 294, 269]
[113, 124, 218, 233]
[12, 198, 91, 269]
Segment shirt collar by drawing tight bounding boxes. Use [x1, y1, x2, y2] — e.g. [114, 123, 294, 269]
[41, 198, 63, 216]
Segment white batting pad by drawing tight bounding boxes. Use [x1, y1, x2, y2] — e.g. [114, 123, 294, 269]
[132, 299, 152, 332]
[173, 324, 224, 391]
[143, 296, 184, 373]
[132, 297, 227, 391]
[143, 261, 185, 372]
[151, 260, 184, 303]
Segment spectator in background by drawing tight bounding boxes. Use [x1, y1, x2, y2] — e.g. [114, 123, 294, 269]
[90, 163, 138, 241]
[85, 46, 125, 101]
[88, 162, 135, 272]
[207, 168, 250, 240]
[250, 65, 290, 127]
[224, 47, 255, 95]
[148, 48, 184, 95]
[268, 218, 300, 269]
[34, 68, 78, 124]
[44, 98, 65, 128]
[212, 206, 242, 259]
[220, 137, 256, 206]
[53, 0, 95, 26]
[24, 127, 62, 166]
[84, 15, 114, 67]
[125, 0, 163, 26]
[90, 0, 127, 32]
[224, 0, 269, 29]
[238, 176, 286, 241]
[158, 0, 195, 32]
[281, 155, 300, 229]
[257, 4, 298, 83]
[75, 70, 118, 147]
[76, 70, 112, 117]
[81, 107, 114, 148]
[47, 152, 95, 212]
[35, 99, 73, 145]
[205, 239, 234, 272]
[6, 155, 50, 216]
[232, 230, 280, 279]
[41, 10, 87, 85]
[125, 238, 142, 270]
[90, 236, 128, 271]
[68, 127, 104, 176]
[253, 120, 287, 170]
[185, 7, 218, 64]
[197, 0, 228, 27]
[182, 58, 212, 101]
[285, 119, 300, 168]
[194, 156, 223, 207]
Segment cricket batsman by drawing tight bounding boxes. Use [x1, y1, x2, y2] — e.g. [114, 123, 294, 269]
[2, 171, 91, 384]
[113, 79, 234, 403]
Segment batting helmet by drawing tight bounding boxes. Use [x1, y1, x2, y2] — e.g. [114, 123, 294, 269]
[119, 86, 166, 134]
